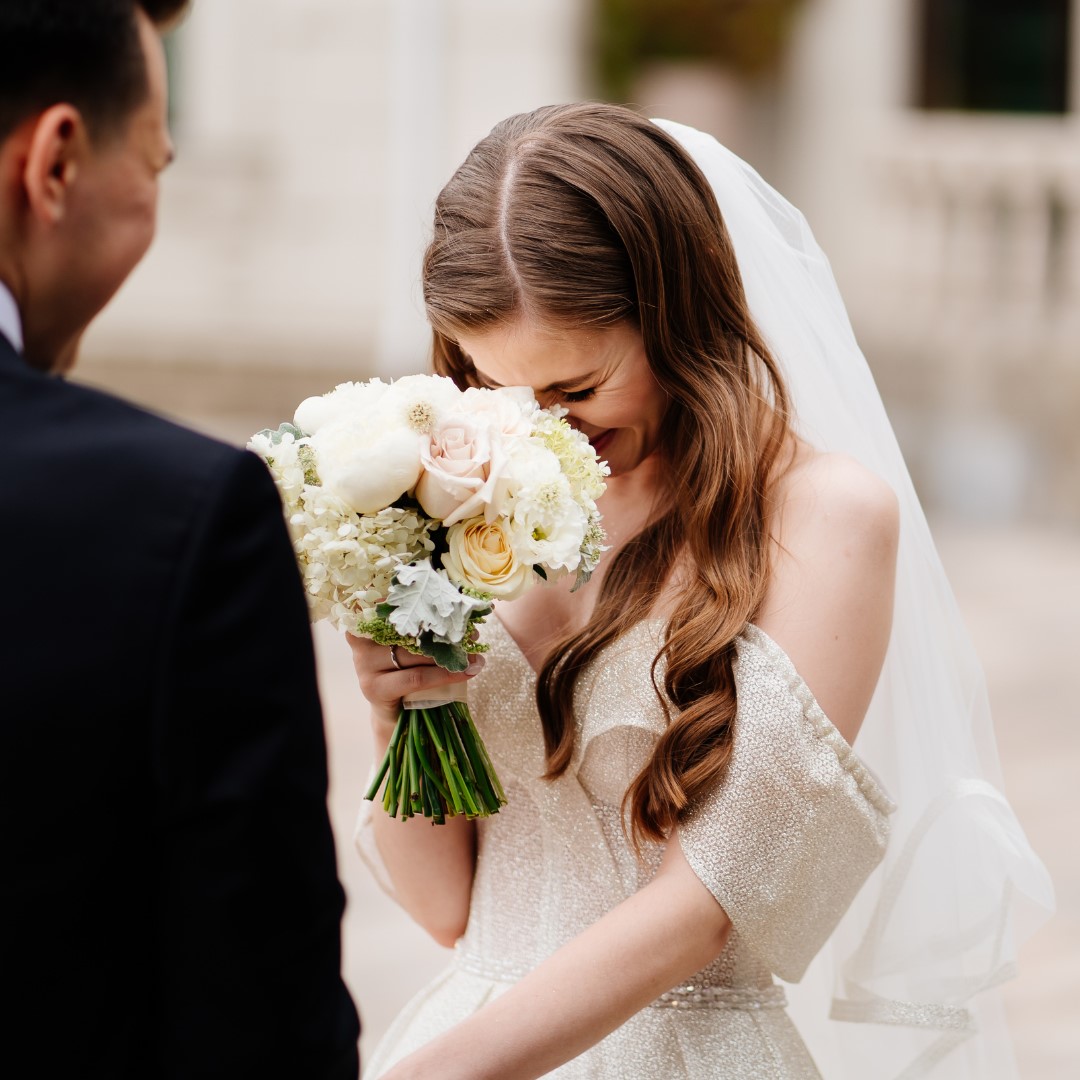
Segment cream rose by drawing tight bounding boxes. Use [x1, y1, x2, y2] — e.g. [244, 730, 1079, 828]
[442, 518, 534, 599]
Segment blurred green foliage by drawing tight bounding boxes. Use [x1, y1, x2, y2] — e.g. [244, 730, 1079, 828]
[593, 0, 807, 100]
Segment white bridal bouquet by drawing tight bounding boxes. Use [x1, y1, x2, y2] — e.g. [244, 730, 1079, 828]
[248, 374, 608, 822]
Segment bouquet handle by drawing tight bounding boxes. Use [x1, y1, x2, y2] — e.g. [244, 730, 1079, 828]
[403, 679, 469, 710]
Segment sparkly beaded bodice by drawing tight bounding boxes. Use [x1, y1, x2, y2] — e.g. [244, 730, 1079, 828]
[457, 617, 780, 1009]
[358, 617, 893, 1079]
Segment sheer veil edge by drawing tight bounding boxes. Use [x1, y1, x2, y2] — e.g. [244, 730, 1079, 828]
[652, 118, 1055, 1080]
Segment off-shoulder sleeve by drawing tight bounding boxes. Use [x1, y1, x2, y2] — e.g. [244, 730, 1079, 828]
[677, 626, 894, 983]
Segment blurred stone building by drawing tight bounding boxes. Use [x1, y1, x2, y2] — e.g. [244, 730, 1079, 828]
[81, 0, 1079, 522]
[82, 0, 589, 420]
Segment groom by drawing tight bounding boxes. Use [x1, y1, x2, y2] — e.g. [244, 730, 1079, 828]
[0, 2, 359, 1076]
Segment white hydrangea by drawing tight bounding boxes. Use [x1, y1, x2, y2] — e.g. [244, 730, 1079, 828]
[247, 427, 311, 514]
[289, 490, 436, 628]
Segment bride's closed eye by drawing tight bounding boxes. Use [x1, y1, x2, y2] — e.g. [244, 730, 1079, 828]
[561, 387, 596, 403]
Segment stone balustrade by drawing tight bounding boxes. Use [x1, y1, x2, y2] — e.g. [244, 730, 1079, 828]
[857, 113, 1080, 522]
[866, 113, 1080, 360]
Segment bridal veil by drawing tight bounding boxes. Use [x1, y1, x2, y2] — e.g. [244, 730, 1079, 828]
[653, 118, 1054, 1080]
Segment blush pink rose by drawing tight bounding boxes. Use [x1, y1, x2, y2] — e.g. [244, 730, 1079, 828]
[416, 415, 502, 525]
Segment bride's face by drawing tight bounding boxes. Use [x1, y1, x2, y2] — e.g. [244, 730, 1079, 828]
[454, 319, 667, 478]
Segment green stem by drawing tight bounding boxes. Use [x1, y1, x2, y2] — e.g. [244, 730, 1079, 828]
[421, 708, 466, 815]
[408, 711, 433, 818]
[406, 725, 424, 818]
[385, 721, 403, 818]
[457, 701, 507, 807]
[456, 717, 496, 812]
[416, 710, 457, 809]
[364, 711, 405, 803]
[442, 711, 481, 817]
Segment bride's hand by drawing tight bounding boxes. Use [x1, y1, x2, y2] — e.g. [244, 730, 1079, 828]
[346, 634, 485, 735]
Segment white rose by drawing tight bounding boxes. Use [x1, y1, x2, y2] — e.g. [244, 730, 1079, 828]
[443, 518, 534, 599]
[311, 418, 423, 514]
[461, 385, 538, 438]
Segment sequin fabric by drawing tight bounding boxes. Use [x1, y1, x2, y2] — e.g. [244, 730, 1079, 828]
[357, 619, 893, 1078]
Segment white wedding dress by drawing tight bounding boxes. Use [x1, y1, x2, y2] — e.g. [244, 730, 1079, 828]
[356, 616, 893, 1078]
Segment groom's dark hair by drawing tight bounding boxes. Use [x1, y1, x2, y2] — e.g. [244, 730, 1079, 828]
[0, 0, 189, 144]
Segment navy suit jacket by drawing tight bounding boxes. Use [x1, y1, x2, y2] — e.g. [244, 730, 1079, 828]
[0, 333, 360, 1077]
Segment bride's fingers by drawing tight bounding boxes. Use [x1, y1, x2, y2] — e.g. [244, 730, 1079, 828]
[378, 654, 484, 702]
[345, 633, 484, 705]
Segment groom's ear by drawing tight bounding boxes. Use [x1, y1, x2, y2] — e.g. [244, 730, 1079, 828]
[21, 105, 89, 228]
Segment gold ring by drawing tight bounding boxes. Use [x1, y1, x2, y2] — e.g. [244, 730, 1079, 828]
[389, 645, 403, 671]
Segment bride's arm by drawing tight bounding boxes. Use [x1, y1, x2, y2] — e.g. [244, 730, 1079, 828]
[349, 635, 481, 947]
[380, 837, 730, 1080]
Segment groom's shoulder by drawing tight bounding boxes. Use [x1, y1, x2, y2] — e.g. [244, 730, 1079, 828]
[4, 366, 282, 552]
[23, 370, 245, 484]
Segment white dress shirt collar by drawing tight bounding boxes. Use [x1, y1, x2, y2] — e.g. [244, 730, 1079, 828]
[0, 280, 23, 353]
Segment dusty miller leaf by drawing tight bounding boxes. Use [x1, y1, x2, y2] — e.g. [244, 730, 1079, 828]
[385, 562, 490, 644]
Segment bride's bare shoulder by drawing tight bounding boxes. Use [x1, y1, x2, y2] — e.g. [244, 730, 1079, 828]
[774, 448, 899, 549]
[754, 447, 900, 743]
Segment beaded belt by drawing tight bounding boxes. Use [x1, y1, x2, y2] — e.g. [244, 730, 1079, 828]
[454, 949, 787, 1012]
[653, 983, 786, 1011]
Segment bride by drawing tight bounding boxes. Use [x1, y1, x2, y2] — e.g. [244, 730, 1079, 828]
[350, 103, 1052, 1079]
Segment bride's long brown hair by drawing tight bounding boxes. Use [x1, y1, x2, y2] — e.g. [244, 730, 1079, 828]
[423, 103, 793, 847]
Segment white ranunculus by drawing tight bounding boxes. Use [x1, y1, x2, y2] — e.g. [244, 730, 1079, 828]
[311, 419, 424, 514]
[509, 475, 588, 573]
[294, 379, 390, 435]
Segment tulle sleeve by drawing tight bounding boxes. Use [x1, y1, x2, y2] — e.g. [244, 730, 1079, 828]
[354, 774, 398, 899]
[677, 625, 895, 983]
